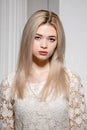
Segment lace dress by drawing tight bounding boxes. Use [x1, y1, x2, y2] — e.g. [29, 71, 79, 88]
[0, 69, 87, 130]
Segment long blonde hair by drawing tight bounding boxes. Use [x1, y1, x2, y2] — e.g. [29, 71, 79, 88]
[14, 10, 69, 100]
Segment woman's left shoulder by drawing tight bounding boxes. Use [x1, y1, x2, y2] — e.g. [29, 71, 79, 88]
[64, 68, 84, 93]
[65, 68, 82, 83]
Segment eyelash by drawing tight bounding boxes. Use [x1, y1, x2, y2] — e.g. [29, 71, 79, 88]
[35, 36, 41, 40]
[49, 38, 55, 42]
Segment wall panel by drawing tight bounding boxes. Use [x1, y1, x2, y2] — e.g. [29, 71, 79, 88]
[0, 0, 27, 79]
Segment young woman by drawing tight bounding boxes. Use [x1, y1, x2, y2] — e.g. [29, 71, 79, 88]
[0, 10, 87, 130]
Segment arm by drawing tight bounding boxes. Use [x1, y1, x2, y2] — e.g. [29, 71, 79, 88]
[69, 72, 87, 130]
[0, 76, 15, 130]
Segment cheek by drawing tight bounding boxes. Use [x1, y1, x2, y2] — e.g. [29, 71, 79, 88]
[50, 43, 57, 52]
[48, 45, 57, 56]
[32, 43, 38, 51]
[32, 45, 36, 55]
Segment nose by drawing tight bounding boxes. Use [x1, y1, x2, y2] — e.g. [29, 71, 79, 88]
[40, 39, 48, 49]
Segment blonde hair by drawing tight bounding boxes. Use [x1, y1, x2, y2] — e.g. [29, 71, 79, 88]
[14, 10, 69, 100]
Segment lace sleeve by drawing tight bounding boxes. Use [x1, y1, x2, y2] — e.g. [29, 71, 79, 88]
[0, 76, 15, 130]
[69, 72, 87, 130]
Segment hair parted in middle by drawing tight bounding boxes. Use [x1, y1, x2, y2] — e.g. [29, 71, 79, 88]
[13, 10, 69, 100]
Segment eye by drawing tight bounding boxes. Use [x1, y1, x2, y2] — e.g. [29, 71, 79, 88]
[49, 38, 56, 42]
[34, 36, 41, 40]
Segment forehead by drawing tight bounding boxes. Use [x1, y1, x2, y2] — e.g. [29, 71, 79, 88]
[36, 24, 57, 36]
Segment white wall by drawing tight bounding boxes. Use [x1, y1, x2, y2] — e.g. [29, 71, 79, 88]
[59, 0, 87, 102]
[27, 0, 59, 18]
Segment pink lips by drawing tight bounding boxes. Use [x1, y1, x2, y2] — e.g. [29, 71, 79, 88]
[39, 51, 48, 55]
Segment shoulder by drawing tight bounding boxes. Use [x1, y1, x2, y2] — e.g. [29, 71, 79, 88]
[65, 68, 84, 92]
[0, 73, 15, 86]
[0, 72, 15, 100]
[65, 68, 81, 83]
[65, 68, 85, 103]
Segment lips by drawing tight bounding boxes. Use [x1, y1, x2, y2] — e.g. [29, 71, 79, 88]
[38, 51, 48, 55]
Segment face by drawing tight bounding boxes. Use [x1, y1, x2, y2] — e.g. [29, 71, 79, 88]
[32, 24, 57, 62]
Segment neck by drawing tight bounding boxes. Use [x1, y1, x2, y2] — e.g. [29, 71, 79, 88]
[32, 56, 50, 73]
[32, 60, 50, 73]
[29, 56, 50, 83]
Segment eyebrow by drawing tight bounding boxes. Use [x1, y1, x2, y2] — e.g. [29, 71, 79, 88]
[35, 33, 57, 38]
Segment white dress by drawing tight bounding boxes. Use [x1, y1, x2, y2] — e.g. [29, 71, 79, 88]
[0, 69, 87, 130]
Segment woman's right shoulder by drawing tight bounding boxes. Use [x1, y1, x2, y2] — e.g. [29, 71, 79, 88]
[0, 73, 15, 100]
[0, 73, 15, 87]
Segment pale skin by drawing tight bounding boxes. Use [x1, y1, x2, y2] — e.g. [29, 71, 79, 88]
[30, 24, 57, 83]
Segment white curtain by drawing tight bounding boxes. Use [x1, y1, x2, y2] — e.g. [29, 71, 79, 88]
[0, 0, 27, 79]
